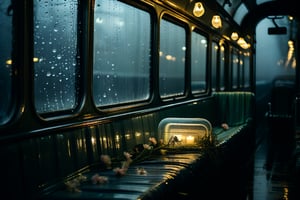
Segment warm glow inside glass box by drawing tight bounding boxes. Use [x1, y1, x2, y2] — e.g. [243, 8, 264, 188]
[158, 117, 212, 147]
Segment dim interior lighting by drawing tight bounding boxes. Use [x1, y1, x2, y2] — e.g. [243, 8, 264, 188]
[193, 2, 205, 17]
[285, 40, 295, 68]
[33, 57, 39, 62]
[222, 35, 230, 41]
[91, 136, 96, 145]
[237, 37, 250, 49]
[6, 58, 39, 64]
[288, 40, 294, 47]
[6, 59, 12, 65]
[231, 32, 239, 40]
[211, 15, 222, 28]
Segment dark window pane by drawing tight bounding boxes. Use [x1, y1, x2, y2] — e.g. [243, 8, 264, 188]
[244, 52, 250, 87]
[93, 0, 151, 106]
[211, 42, 218, 91]
[220, 45, 225, 90]
[34, 0, 79, 113]
[159, 19, 186, 98]
[191, 31, 207, 94]
[232, 48, 239, 89]
[0, 0, 13, 124]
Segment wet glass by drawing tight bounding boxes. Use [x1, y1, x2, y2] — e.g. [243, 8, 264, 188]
[191, 31, 207, 94]
[34, 0, 79, 113]
[232, 48, 239, 89]
[211, 42, 218, 92]
[220, 45, 226, 90]
[0, 0, 13, 124]
[159, 19, 186, 98]
[93, 0, 151, 106]
[244, 52, 250, 87]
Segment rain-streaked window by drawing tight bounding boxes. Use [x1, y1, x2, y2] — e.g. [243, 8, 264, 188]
[160, 19, 186, 98]
[239, 52, 244, 88]
[244, 52, 251, 87]
[211, 42, 218, 92]
[232, 48, 239, 89]
[0, 0, 13, 124]
[34, 0, 79, 113]
[220, 45, 226, 91]
[93, 0, 151, 107]
[191, 31, 207, 94]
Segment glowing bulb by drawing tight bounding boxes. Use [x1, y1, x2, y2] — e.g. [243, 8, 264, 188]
[33, 57, 39, 62]
[231, 32, 239, 40]
[6, 59, 12, 65]
[193, 2, 205, 17]
[211, 15, 222, 29]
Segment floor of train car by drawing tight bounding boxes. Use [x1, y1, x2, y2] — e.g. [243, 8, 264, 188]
[189, 118, 300, 200]
[245, 125, 300, 200]
[242, 114, 300, 200]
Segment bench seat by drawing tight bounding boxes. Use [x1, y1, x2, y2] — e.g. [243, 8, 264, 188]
[213, 120, 252, 145]
[41, 92, 255, 200]
[43, 153, 203, 200]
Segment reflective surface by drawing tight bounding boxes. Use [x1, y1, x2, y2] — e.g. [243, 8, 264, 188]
[247, 118, 300, 200]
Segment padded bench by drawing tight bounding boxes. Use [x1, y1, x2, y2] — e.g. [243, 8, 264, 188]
[41, 92, 255, 200]
[42, 118, 213, 200]
[43, 153, 204, 200]
[211, 91, 254, 145]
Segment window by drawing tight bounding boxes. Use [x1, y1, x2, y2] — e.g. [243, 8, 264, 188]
[191, 31, 207, 94]
[231, 48, 239, 89]
[239, 51, 244, 88]
[159, 19, 186, 98]
[219, 45, 226, 90]
[244, 52, 251, 87]
[0, 0, 13, 124]
[34, 0, 79, 113]
[93, 0, 151, 106]
[211, 42, 218, 91]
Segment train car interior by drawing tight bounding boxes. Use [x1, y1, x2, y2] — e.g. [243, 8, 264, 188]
[0, 0, 299, 199]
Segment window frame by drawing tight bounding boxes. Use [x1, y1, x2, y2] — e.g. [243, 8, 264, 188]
[190, 28, 209, 96]
[158, 14, 189, 101]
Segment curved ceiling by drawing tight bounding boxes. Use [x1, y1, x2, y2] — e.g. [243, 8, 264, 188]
[215, 0, 299, 34]
[240, 0, 299, 34]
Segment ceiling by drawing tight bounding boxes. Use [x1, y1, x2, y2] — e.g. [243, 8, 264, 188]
[214, 0, 299, 34]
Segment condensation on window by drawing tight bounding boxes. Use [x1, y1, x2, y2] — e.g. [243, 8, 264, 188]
[93, 0, 151, 107]
[232, 48, 239, 89]
[244, 52, 251, 87]
[239, 52, 244, 88]
[34, 0, 79, 113]
[159, 19, 186, 98]
[220, 45, 226, 91]
[211, 42, 218, 92]
[0, 0, 13, 124]
[191, 31, 207, 94]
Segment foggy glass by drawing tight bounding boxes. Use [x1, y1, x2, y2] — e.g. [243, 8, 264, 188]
[159, 19, 185, 98]
[232, 48, 239, 89]
[244, 53, 250, 87]
[211, 42, 218, 92]
[191, 31, 207, 94]
[34, 0, 79, 113]
[239, 52, 244, 88]
[93, 0, 151, 106]
[0, 0, 13, 124]
[220, 45, 225, 90]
